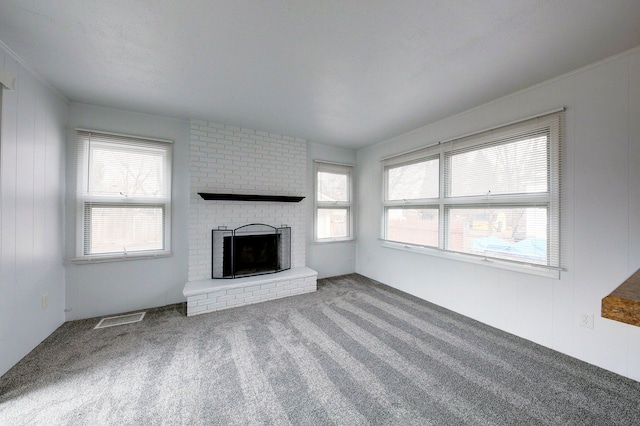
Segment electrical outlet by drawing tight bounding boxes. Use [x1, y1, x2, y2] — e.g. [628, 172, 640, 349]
[579, 312, 594, 329]
[42, 294, 48, 310]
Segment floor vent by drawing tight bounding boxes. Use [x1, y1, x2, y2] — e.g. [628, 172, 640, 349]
[95, 312, 146, 329]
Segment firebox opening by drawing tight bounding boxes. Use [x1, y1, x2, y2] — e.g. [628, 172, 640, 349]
[212, 223, 291, 279]
[223, 234, 280, 278]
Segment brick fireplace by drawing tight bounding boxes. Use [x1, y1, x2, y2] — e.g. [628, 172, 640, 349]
[185, 120, 316, 316]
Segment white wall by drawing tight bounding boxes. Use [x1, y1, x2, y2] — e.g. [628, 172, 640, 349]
[306, 142, 357, 278]
[0, 47, 67, 376]
[356, 47, 640, 381]
[64, 103, 190, 320]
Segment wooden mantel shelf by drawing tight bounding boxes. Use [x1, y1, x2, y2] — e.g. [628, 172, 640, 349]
[602, 268, 640, 327]
[198, 193, 304, 202]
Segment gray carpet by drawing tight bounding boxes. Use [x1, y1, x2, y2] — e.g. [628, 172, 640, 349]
[1, 274, 639, 425]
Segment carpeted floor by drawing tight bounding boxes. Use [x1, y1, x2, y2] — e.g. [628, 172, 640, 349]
[1, 274, 639, 425]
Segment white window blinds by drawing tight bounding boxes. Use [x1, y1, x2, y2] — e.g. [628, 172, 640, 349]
[383, 110, 562, 271]
[75, 130, 172, 258]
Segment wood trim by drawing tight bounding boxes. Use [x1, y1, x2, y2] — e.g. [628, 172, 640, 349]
[602, 268, 640, 327]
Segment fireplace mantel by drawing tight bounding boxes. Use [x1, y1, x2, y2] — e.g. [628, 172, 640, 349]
[198, 193, 304, 202]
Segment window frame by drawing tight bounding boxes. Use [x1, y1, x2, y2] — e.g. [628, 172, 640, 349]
[382, 112, 562, 277]
[314, 161, 354, 243]
[384, 153, 441, 248]
[73, 129, 173, 262]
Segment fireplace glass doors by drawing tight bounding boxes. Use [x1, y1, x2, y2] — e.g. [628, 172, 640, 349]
[212, 224, 291, 279]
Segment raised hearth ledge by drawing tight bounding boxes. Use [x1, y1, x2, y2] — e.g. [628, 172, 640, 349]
[183, 267, 318, 317]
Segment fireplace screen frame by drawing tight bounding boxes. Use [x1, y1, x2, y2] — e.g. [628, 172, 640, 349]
[211, 223, 291, 279]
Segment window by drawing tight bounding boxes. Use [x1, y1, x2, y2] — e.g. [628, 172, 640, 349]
[385, 155, 440, 248]
[315, 161, 353, 242]
[74, 130, 172, 260]
[383, 112, 561, 272]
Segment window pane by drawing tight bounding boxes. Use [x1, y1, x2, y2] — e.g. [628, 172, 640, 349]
[89, 143, 166, 197]
[317, 208, 348, 239]
[88, 205, 164, 254]
[317, 171, 348, 202]
[448, 135, 548, 197]
[386, 208, 438, 247]
[447, 207, 548, 264]
[387, 158, 439, 200]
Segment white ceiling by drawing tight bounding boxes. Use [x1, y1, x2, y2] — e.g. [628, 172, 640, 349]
[1, 1, 639, 149]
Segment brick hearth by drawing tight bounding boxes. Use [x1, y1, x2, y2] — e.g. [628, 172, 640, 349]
[183, 267, 317, 316]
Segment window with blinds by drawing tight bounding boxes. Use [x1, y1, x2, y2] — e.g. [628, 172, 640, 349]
[75, 130, 172, 259]
[315, 161, 354, 241]
[383, 111, 562, 271]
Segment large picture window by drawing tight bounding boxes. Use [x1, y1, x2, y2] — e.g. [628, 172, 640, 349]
[75, 130, 172, 260]
[383, 112, 561, 271]
[315, 161, 353, 242]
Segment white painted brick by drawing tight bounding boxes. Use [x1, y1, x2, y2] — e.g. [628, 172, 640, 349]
[243, 294, 266, 303]
[269, 286, 281, 294]
[226, 298, 246, 308]
[189, 305, 207, 315]
[251, 288, 271, 297]
[206, 300, 228, 310]
[188, 120, 306, 281]
[199, 136, 216, 143]
[188, 294, 208, 302]
[243, 284, 262, 293]
[234, 292, 250, 300]
[216, 294, 238, 303]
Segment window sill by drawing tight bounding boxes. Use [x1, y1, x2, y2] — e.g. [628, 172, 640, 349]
[70, 251, 172, 264]
[314, 237, 355, 244]
[380, 240, 560, 279]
